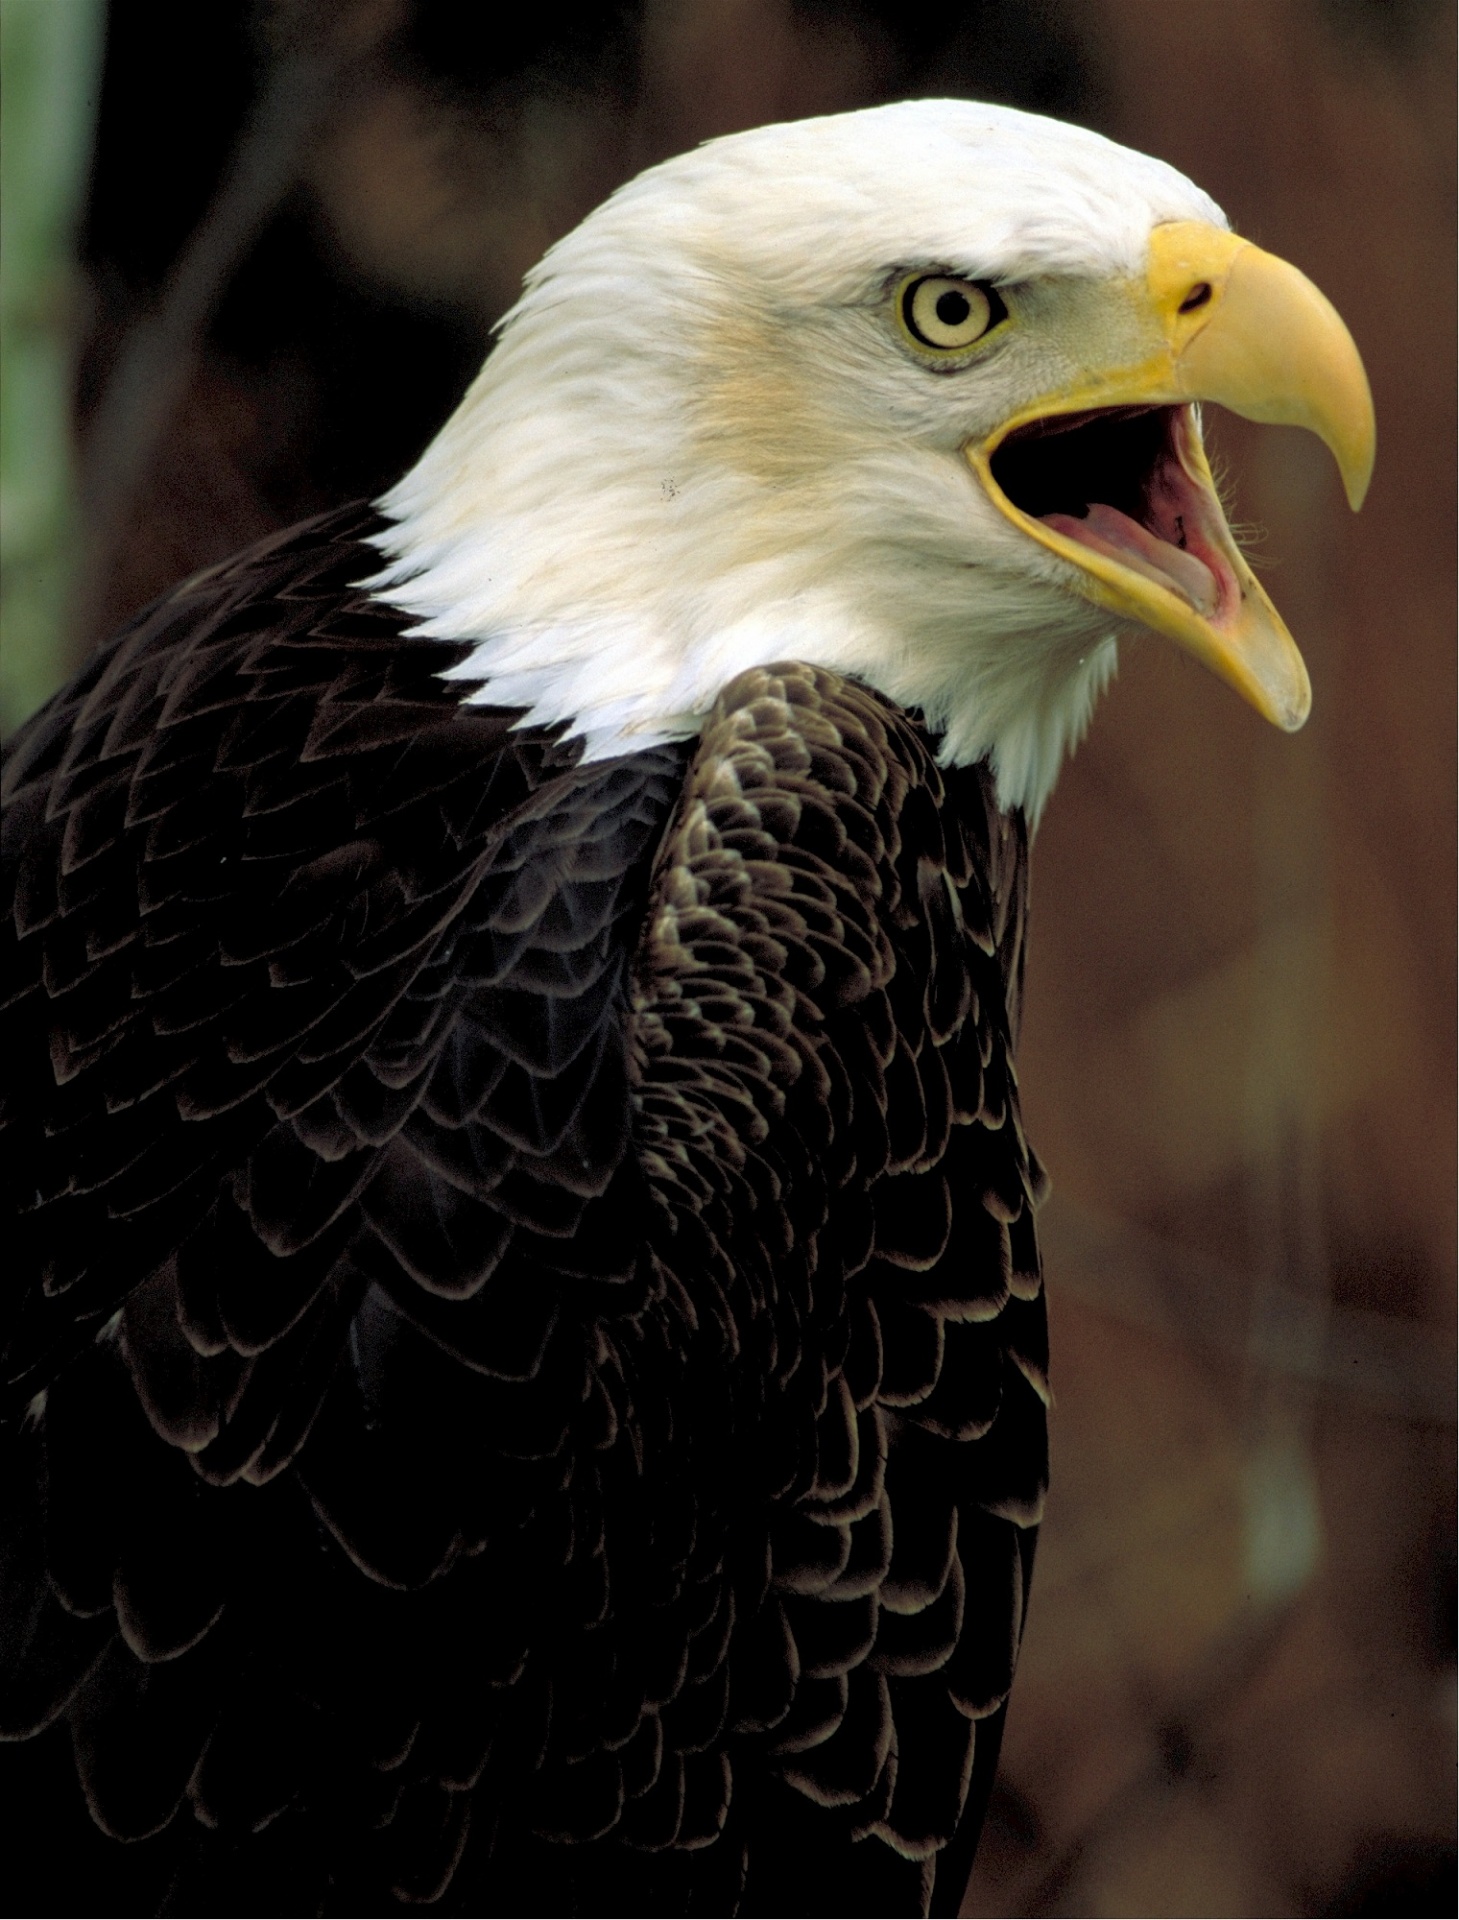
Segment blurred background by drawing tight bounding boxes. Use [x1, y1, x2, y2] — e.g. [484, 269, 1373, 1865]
[1, 0, 1453, 1911]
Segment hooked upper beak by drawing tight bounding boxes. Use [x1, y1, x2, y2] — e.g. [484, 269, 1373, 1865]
[966, 222, 1375, 731]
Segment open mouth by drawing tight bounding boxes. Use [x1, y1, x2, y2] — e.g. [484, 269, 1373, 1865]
[989, 403, 1239, 624]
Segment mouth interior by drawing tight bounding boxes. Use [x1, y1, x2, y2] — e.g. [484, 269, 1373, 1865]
[989, 403, 1237, 621]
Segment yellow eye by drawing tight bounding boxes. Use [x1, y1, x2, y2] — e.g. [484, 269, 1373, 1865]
[901, 275, 995, 351]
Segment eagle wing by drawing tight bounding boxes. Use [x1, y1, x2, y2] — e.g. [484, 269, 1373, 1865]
[0, 508, 1047, 1916]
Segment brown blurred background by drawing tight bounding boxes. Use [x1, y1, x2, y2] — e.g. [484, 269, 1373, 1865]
[1, 0, 1453, 1912]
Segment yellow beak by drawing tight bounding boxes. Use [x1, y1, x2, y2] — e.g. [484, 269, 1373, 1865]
[966, 222, 1375, 730]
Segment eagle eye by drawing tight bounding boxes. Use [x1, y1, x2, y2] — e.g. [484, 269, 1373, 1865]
[900, 275, 1003, 353]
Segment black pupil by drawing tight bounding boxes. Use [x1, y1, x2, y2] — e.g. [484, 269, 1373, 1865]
[935, 289, 971, 328]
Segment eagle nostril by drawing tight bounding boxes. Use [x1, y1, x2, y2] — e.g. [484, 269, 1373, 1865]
[1179, 282, 1213, 314]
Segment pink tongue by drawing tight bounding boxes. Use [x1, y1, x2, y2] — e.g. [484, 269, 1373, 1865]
[1043, 503, 1219, 617]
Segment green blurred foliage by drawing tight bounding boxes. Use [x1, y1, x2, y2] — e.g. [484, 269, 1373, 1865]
[0, 0, 104, 735]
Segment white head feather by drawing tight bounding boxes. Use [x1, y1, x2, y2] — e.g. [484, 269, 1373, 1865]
[368, 98, 1226, 821]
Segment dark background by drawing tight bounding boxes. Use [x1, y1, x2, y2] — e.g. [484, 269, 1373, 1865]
[3, 1, 1455, 1912]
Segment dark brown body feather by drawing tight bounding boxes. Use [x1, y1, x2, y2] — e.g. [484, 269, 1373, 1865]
[0, 507, 1048, 1917]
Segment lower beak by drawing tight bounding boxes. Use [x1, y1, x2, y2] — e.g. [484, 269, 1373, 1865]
[966, 222, 1375, 731]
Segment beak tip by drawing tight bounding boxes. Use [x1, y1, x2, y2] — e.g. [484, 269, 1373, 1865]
[1339, 392, 1376, 511]
[1341, 430, 1375, 510]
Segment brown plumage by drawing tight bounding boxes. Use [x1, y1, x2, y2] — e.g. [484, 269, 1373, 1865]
[1, 506, 1047, 1916]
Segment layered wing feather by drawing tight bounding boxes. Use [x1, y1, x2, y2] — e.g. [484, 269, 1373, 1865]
[629, 665, 1047, 1917]
[0, 509, 1047, 1918]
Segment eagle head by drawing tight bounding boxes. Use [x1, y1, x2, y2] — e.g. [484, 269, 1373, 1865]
[370, 99, 1373, 821]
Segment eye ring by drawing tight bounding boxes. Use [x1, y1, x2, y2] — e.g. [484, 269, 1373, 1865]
[899, 275, 1005, 353]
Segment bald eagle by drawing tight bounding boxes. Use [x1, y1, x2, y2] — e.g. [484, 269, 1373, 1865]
[0, 101, 1371, 1918]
